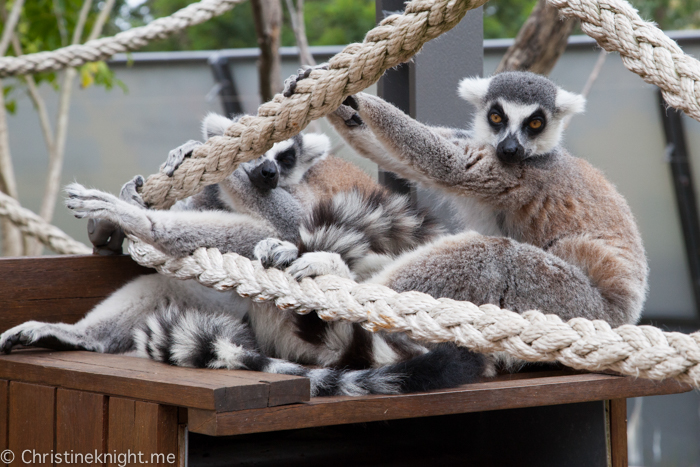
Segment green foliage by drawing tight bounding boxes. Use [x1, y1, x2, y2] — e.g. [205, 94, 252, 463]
[632, 0, 700, 31]
[79, 61, 128, 92]
[483, 0, 537, 39]
[129, 0, 376, 51]
[0, 0, 127, 113]
[301, 0, 375, 46]
[3, 85, 15, 114]
[483, 0, 700, 40]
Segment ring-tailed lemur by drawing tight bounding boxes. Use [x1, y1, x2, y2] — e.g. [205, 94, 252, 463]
[272, 70, 648, 332]
[0, 114, 486, 396]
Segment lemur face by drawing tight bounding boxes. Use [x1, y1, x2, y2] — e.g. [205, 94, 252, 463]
[201, 113, 330, 191]
[458, 71, 585, 164]
[244, 133, 330, 190]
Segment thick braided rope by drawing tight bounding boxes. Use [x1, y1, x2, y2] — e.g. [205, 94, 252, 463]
[0, 192, 90, 255]
[0, 0, 243, 77]
[128, 238, 699, 387]
[139, 0, 700, 209]
[140, 0, 488, 209]
[549, 0, 700, 120]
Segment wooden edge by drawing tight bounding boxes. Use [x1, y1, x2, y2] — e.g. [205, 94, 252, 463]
[609, 398, 628, 467]
[0, 350, 309, 411]
[187, 372, 691, 436]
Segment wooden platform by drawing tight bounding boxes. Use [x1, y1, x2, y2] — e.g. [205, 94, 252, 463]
[0, 254, 692, 466]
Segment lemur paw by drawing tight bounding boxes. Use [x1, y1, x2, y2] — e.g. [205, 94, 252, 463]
[119, 175, 147, 208]
[254, 238, 299, 269]
[163, 140, 202, 177]
[0, 321, 48, 353]
[87, 218, 125, 256]
[65, 183, 122, 221]
[286, 252, 353, 281]
[283, 63, 329, 97]
[333, 103, 364, 127]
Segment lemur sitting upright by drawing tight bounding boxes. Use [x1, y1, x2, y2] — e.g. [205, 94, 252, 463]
[270, 70, 648, 330]
[0, 113, 486, 396]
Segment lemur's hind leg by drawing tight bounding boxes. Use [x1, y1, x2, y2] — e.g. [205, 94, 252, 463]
[370, 231, 624, 325]
[0, 275, 172, 354]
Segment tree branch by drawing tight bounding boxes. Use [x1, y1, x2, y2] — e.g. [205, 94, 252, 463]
[32, 0, 116, 254]
[495, 0, 576, 76]
[0, 0, 25, 255]
[284, 0, 315, 66]
[251, 0, 282, 102]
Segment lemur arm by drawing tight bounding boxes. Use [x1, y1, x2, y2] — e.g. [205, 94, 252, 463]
[326, 106, 427, 184]
[66, 183, 279, 259]
[218, 170, 305, 243]
[337, 93, 524, 205]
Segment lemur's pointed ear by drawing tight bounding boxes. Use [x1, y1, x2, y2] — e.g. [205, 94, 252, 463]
[458, 77, 491, 106]
[301, 133, 331, 162]
[201, 113, 236, 140]
[555, 89, 586, 117]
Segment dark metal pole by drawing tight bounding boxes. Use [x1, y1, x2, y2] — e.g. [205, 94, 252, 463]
[658, 89, 700, 317]
[209, 53, 244, 117]
[375, 0, 413, 196]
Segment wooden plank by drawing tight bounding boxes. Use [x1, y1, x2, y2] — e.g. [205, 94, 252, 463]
[107, 400, 179, 467]
[0, 255, 153, 332]
[188, 372, 691, 436]
[609, 398, 628, 467]
[0, 350, 309, 411]
[108, 397, 136, 467]
[56, 389, 106, 467]
[134, 402, 178, 467]
[8, 382, 55, 467]
[0, 380, 8, 463]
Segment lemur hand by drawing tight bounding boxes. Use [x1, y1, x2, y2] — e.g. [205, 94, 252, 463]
[254, 238, 299, 269]
[282, 63, 329, 97]
[85, 175, 148, 255]
[333, 101, 365, 128]
[87, 218, 125, 256]
[163, 140, 203, 177]
[119, 175, 148, 208]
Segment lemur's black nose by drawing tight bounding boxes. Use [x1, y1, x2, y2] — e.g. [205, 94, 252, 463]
[249, 159, 279, 190]
[496, 135, 524, 164]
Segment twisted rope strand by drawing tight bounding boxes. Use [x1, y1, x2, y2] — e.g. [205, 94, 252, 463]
[128, 238, 698, 387]
[0, 0, 244, 78]
[548, 0, 700, 120]
[139, 0, 488, 208]
[0, 192, 90, 255]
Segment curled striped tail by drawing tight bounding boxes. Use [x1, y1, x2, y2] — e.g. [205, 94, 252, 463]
[133, 305, 484, 396]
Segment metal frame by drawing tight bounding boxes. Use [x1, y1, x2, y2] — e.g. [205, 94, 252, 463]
[658, 90, 700, 318]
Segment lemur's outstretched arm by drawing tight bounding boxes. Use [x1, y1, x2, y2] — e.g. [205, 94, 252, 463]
[66, 180, 300, 259]
[329, 94, 528, 208]
[326, 105, 427, 184]
[217, 170, 304, 243]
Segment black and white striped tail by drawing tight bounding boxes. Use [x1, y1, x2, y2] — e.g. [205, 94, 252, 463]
[299, 188, 445, 269]
[133, 306, 484, 397]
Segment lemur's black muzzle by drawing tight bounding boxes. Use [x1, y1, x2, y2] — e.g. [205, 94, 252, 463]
[496, 135, 525, 164]
[249, 159, 279, 190]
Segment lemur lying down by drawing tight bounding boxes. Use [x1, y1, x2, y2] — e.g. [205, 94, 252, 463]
[272, 70, 648, 331]
[0, 114, 485, 396]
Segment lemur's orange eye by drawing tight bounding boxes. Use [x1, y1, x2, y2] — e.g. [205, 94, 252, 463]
[529, 119, 543, 129]
[489, 113, 502, 124]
